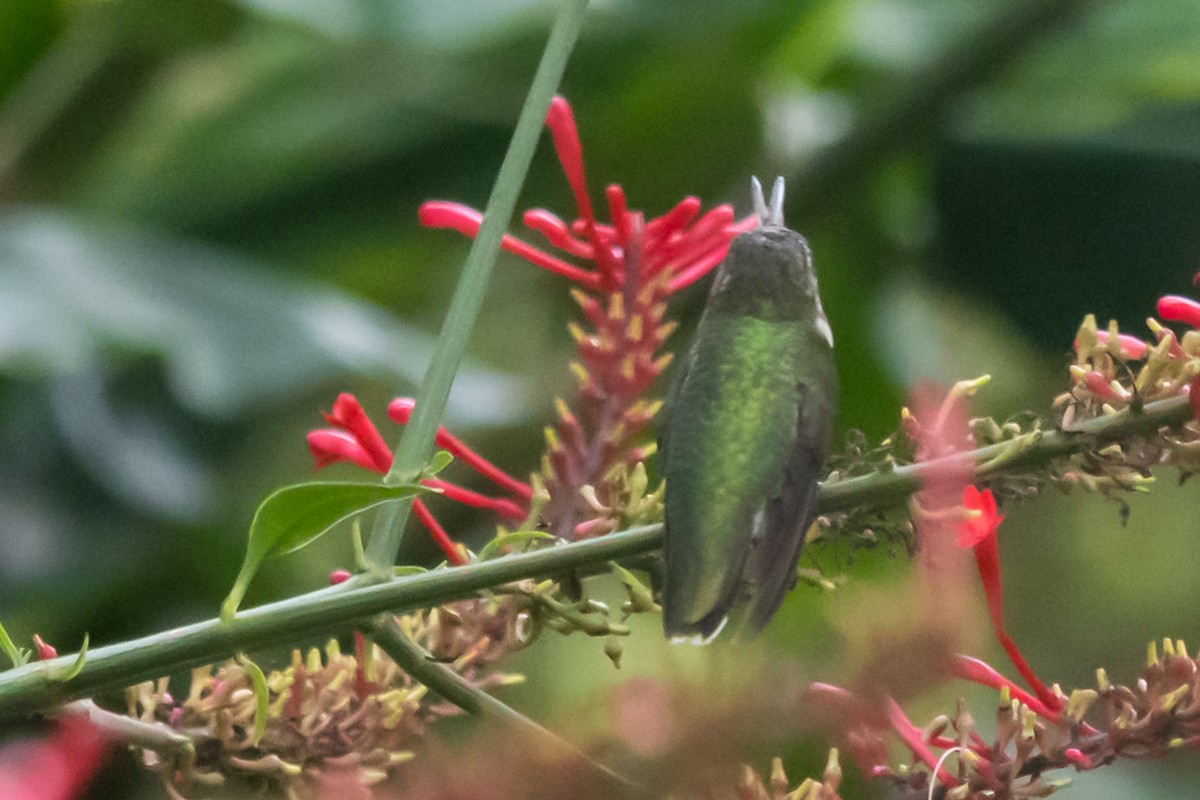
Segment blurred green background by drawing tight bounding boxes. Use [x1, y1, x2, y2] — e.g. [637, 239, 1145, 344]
[2, 0, 1200, 796]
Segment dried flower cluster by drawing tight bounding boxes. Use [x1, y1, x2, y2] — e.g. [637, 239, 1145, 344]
[816, 638, 1200, 800]
[1057, 279, 1200, 488]
[129, 595, 526, 799]
[735, 751, 844, 800]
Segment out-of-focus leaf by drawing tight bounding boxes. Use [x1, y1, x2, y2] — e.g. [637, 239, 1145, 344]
[234, 0, 553, 44]
[50, 369, 215, 522]
[0, 0, 61, 102]
[221, 480, 422, 621]
[871, 273, 1051, 414]
[0, 208, 528, 423]
[236, 652, 269, 745]
[953, 2, 1200, 139]
[0, 619, 27, 668]
[67, 32, 522, 229]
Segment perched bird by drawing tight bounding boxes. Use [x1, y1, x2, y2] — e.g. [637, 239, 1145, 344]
[660, 176, 837, 642]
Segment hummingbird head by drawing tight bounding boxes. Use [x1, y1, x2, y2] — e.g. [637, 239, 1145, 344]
[706, 177, 826, 328]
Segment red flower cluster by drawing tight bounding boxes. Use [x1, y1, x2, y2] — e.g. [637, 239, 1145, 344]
[310, 96, 753, 556]
[421, 96, 754, 539]
[811, 484, 1079, 793]
[1072, 270, 1200, 421]
[308, 393, 532, 565]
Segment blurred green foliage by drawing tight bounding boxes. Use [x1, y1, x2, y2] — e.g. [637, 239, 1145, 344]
[2, 0, 1200, 797]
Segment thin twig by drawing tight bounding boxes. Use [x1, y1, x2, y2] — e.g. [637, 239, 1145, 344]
[367, 615, 647, 798]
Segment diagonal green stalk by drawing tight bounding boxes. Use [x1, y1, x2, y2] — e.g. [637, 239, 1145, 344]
[364, 0, 591, 573]
[0, 395, 1189, 721]
[368, 615, 646, 797]
[817, 395, 1191, 512]
[0, 526, 660, 719]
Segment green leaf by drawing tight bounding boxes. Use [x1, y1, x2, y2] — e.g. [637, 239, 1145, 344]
[424, 450, 454, 477]
[478, 530, 556, 561]
[0, 209, 528, 425]
[236, 653, 269, 746]
[53, 634, 89, 683]
[610, 562, 660, 614]
[221, 481, 422, 622]
[0, 620, 25, 669]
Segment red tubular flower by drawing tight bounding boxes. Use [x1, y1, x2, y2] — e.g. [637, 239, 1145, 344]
[387, 399, 532, 500]
[422, 479, 527, 523]
[420, 96, 754, 539]
[308, 394, 530, 565]
[955, 485, 1004, 550]
[885, 696, 959, 787]
[957, 486, 1063, 715]
[1088, 331, 1149, 360]
[1082, 370, 1130, 402]
[1157, 295, 1200, 329]
[1063, 747, 1093, 770]
[949, 654, 1060, 721]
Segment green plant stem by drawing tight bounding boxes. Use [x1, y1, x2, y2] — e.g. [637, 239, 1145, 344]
[367, 615, 645, 797]
[62, 699, 194, 754]
[0, 395, 1189, 721]
[0, 526, 659, 719]
[818, 395, 1191, 512]
[364, 0, 591, 573]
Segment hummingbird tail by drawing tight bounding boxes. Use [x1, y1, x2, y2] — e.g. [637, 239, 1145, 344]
[663, 606, 729, 646]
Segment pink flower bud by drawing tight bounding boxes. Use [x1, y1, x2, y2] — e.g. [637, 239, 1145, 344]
[32, 634, 57, 660]
[1158, 295, 1200, 328]
[1088, 330, 1149, 359]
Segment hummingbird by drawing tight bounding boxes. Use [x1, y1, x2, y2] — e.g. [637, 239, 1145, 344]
[660, 176, 837, 643]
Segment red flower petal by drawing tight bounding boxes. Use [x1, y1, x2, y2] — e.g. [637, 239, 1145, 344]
[955, 485, 1003, 548]
[949, 655, 1060, 721]
[327, 394, 393, 472]
[307, 430, 388, 473]
[1088, 331, 1149, 359]
[386, 399, 532, 500]
[1157, 295, 1200, 328]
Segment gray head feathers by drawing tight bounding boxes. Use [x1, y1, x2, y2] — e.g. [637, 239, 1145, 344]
[750, 175, 786, 228]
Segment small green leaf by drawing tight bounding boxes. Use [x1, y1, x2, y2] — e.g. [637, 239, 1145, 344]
[478, 530, 556, 561]
[221, 481, 422, 622]
[0, 620, 25, 669]
[236, 653, 269, 746]
[351, 519, 368, 572]
[611, 562, 660, 614]
[424, 450, 454, 477]
[51, 634, 89, 683]
[392, 565, 428, 577]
